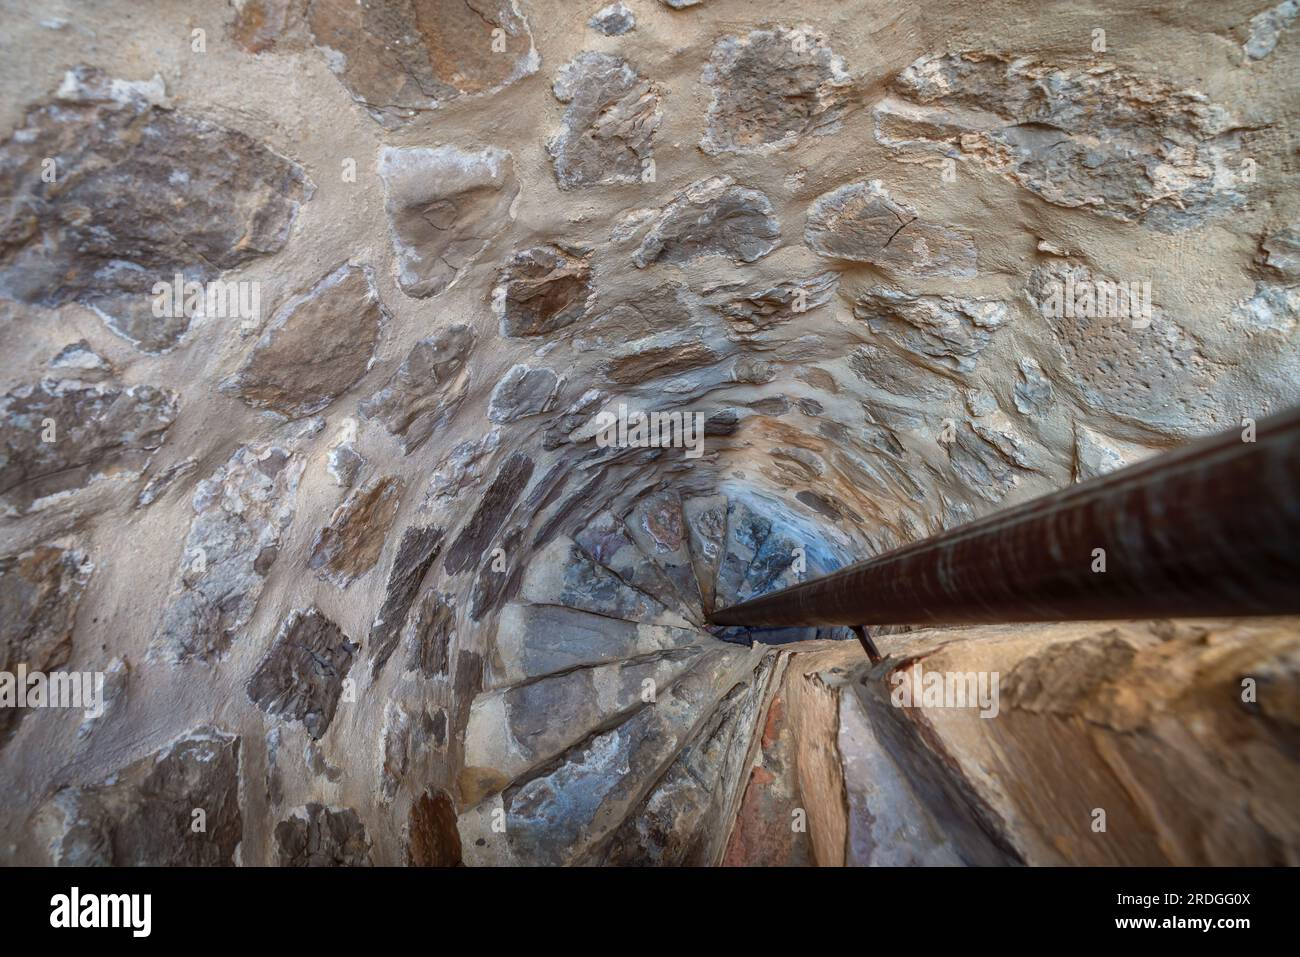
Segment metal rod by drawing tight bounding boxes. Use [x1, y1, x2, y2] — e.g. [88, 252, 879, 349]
[852, 626, 883, 663]
[709, 406, 1300, 628]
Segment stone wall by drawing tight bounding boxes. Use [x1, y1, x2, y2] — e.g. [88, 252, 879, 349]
[0, 0, 1296, 865]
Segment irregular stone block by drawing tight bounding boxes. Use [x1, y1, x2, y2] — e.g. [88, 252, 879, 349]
[134, 456, 199, 510]
[705, 409, 741, 436]
[0, 67, 309, 352]
[275, 803, 372, 865]
[601, 333, 720, 384]
[737, 526, 804, 601]
[0, 545, 93, 748]
[1026, 261, 1229, 436]
[360, 324, 475, 453]
[246, 608, 357, 740]
[308, 475, 405, 587]
[425, 430, 501, 502]
[519, 537, 690, 628]
[886, 52, 1250, 230]
[1245, 0, 1298, 59]
[575, 511, 693, 621]
[1072, 422, 1154, 482]
[1261, 225, 1300, 279]
[548, 52, 661, 189]
[701, 27, 856, 155]
[0, 378, 178, 515]
[714, 499, 773, 609]
[493, 244, 593, 337]
[151, 421, 317, 663]
[368, 524, 445, 676]
[588, 2, 635, 35]
[967, 402, 1043, 472]
[49, 340, 112, 381]
[731, 356, 776, 385]
[459, 646, 754, 865]
[468, 524, 527, 621]
[806, 180, 976, 277]
[488, 365, 563, 423]
[853, 288, 1008, 375]
[34, 728, 242, 865]
[327, 442, 364, 486]
[1014, 357, 1054, 414]
[847, 344, 958, 403]
[596, 655, 773, 865]
[624, 490, 702, 614]
[1232, 281, 1299, 335]
[76, 656, 128, 742]
[229, 0, 304, 53]
[220, 263, 386, 417]
[404, 590, 456, 678]
[379, 700, 411, 802]
[379, 146, 519, 299]
[444, 452, 534, 574]
[633, 176, 780, 267]
[947, 422, 1027, 502]
[718, 272, 839, 334]
[682, 495, 727, 613]
[307, 0, 539, 128]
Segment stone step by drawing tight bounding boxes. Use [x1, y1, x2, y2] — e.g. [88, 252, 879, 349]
[462, 647, 706, 806]
[490, 602, 705, 689]
[722, 642, 852, 868]
[457, 644, 762, 866]
[682, 494, 728, 615]
[622, 489, 704, 618]
[714, 498, 772, 610]
[737, 526, 803, 602]
[519, 536, 693, 628]
[837, 678, 978, 865]
[711, 624, 827, 646]
[585, 649, 779, 865]
[574, 510, 702, 626]
[723, 640, 1014, 866]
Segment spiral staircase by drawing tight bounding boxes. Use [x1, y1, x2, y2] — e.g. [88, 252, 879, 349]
[452, 488, 986, 866]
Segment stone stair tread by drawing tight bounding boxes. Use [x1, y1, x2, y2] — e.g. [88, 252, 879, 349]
[839, 669, 1014, 866]
[519, 536, 693, 629]
[587, 649, 779, 865]
[714, 498, 773, 610]
[682, 494, 728, 616]
[711, 624, 826, 646]
[462, 646, 707, 806]
[457, 644, 762, 866]
[737, 527, 803, 602]
[575, 510, 703, 626]
[490, 602, 707, 689]
[622, 489, 705, 619]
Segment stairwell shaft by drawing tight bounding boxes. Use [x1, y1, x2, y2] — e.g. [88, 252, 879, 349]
[710, 406, 1300, 628]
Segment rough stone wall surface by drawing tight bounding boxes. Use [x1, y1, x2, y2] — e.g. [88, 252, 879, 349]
[0, 0, 1296, 866]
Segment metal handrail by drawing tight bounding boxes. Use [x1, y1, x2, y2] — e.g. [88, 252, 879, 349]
[709, 406, 1300, 628]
